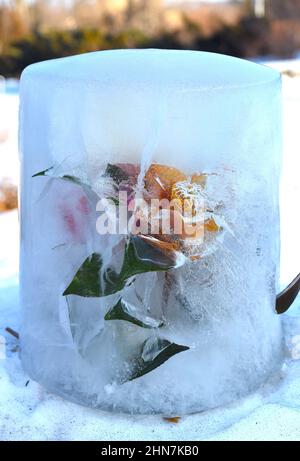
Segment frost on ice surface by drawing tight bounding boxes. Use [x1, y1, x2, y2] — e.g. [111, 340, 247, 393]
[18, 50, 285, 415]
[104, 298, 164, 329]
[0, 206, 299, 438]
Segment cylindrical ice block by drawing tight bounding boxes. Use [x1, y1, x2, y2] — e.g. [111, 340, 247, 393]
[20, 50, 283, 414]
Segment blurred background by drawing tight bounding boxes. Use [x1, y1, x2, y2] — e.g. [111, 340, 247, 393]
[1, 0, 300, 75]
[0, 1, 299, 288]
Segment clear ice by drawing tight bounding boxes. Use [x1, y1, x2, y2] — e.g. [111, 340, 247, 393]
[19, 50, 283, 414]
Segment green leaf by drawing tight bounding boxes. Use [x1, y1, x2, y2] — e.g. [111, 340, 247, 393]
[108, 196, 119, 206]
[63, 236, 180, 298]
[120, 236, 179, 280]
[32, 167, 54, 177]
[128, 337, 189, 381]
[60, 174, 88, 186]
[105, 298, 164, 329]
[33, 164, 127, 184]
[104, 163, 129, 184]
[276, 272, 300, 314]
[63, 254, 103, 297]
[63, 254, 123, 297]
[32, 166, 90, 189]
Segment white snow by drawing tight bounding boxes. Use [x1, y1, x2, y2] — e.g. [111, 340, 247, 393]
[0, 58, 300, 440]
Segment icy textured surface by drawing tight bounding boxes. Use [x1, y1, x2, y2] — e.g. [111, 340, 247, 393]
[0, 210, 299, 440]
[19, 50, 282, 414]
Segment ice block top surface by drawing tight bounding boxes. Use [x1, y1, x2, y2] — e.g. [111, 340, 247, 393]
[23, 49, 279, 90]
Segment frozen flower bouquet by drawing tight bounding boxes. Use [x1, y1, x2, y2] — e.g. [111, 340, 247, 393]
[20, 50, 285, 414]
[33, 161, 227, 382]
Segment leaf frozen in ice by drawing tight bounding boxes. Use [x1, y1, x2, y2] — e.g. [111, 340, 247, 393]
[63, 253, 103, 297]
[120, 235, 184, 279]
[104, 163, 130, 185]
[63, 253, 122, 297]
[63, 235, 182, 298]
[104, 298, 164, 329]
[128, 337, 189, 381]
[32, 166, 90, 189]
[276, 272, 300, 314]
[32, 167, 54, 177]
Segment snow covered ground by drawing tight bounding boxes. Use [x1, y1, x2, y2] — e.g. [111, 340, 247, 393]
[0, 60, 299, 441]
